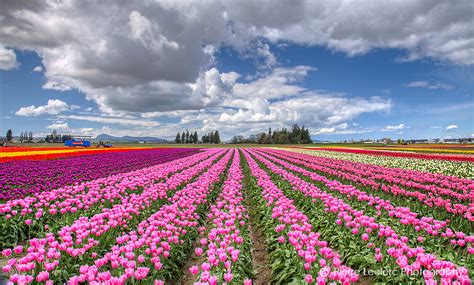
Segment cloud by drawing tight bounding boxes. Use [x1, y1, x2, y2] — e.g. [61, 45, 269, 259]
[312, 122, 378, 135]
[33, 65, 43, 72]
[59, 115, 160, 127]
[0, 45, 19, 70]
[0, 0, 471, 117]
[256, 42, 277, 69]
[381, 89, 391, 95]
[237, 40, 278, 72]
[315, 123, 347, 134]
[46, 122, 69, 130]
[167, 65, 391, 138]
[383, 123, 407, 131]
[15, 99, 75, 117]
[3, 1, 470, 139]
[231, 66, 313, 100]
[225, 0, 474, 65]
[406, 80, 454, 90]
[42, 81, 72, 91]
[446, 124, 458, 130]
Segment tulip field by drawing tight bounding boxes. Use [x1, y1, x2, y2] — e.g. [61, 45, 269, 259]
[0, 147, 473, 284]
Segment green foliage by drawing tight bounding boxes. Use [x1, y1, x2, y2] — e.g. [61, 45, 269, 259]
[257, 124, 312, 144]
[241, 154, 307, 284]
[6, 129, 13, 142]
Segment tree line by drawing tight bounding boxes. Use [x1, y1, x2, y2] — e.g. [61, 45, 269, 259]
[45, 130, 72, 143]
[4, 129, 34, 143]
[19, 131, 34, 142]
[175, 130, 221, 144]
[231, 124, 312, 144]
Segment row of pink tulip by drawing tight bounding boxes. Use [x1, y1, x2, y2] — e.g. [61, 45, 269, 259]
[289, 149, 473, 194]
[248, 149, 471, 284]
[0, 149, 221, 250]
[188, 150, 254, 284]
[287, 149, 473, 201]
[243, 150, 359, 284]
[257, 149, 473, 253]
[66, 149, 234, 284]
[1, 149, 228, 284]
[274, 149, 473, 220]
[54, 148, 225, 258]
[0, 149, 220, 223]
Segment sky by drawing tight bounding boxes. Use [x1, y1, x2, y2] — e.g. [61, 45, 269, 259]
[0, 0, 473, 141]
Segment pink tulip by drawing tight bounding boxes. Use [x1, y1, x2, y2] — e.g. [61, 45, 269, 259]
[13, 246, 23, 255]
[195, 247, 203, 256]
[2, 249, 12, 257]
[224, 272, 233, 282]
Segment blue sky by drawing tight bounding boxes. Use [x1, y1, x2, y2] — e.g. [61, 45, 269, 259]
[0, 1, 473, 141]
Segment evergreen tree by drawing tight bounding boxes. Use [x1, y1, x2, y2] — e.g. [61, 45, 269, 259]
[20, 132, 24, 142]
[290, 124, 301, 144]
[175, 132, 181, 143]
[193, 131, 198, 144]
[181, 131, 186, 144]
[6, 129, 13, 142]
[208, 132, 213, 144]
[51, 130, 58, 142]
[300, 126, 312, 144]
[185, 130, 190, 144]
[28, 131, 33, 142]
[273, 131, 279, 144]
[213, 131, 220, 144]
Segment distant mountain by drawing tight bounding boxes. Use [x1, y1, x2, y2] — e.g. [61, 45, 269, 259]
[95, 134, 167, 142]
[311, 139, 333, 143]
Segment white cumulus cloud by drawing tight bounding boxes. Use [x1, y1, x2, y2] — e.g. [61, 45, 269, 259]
[0, 0, 471, 117]
[2, 0, 471, 137]
[15, 99, 75, 117]
[46, 122, 69, 130]
[446, 124, 458, 130]
[0, 45, 19, 70]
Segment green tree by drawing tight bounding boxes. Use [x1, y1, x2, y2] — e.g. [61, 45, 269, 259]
[6, 129, 13, 142]
[193, 131, 198, 144]
[185, 130, 190, 144]
[175, 132, 181, 143]
[213, 131, 221, 144]
[290, 124, 301, 144]
[301, 126, 312, 144]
